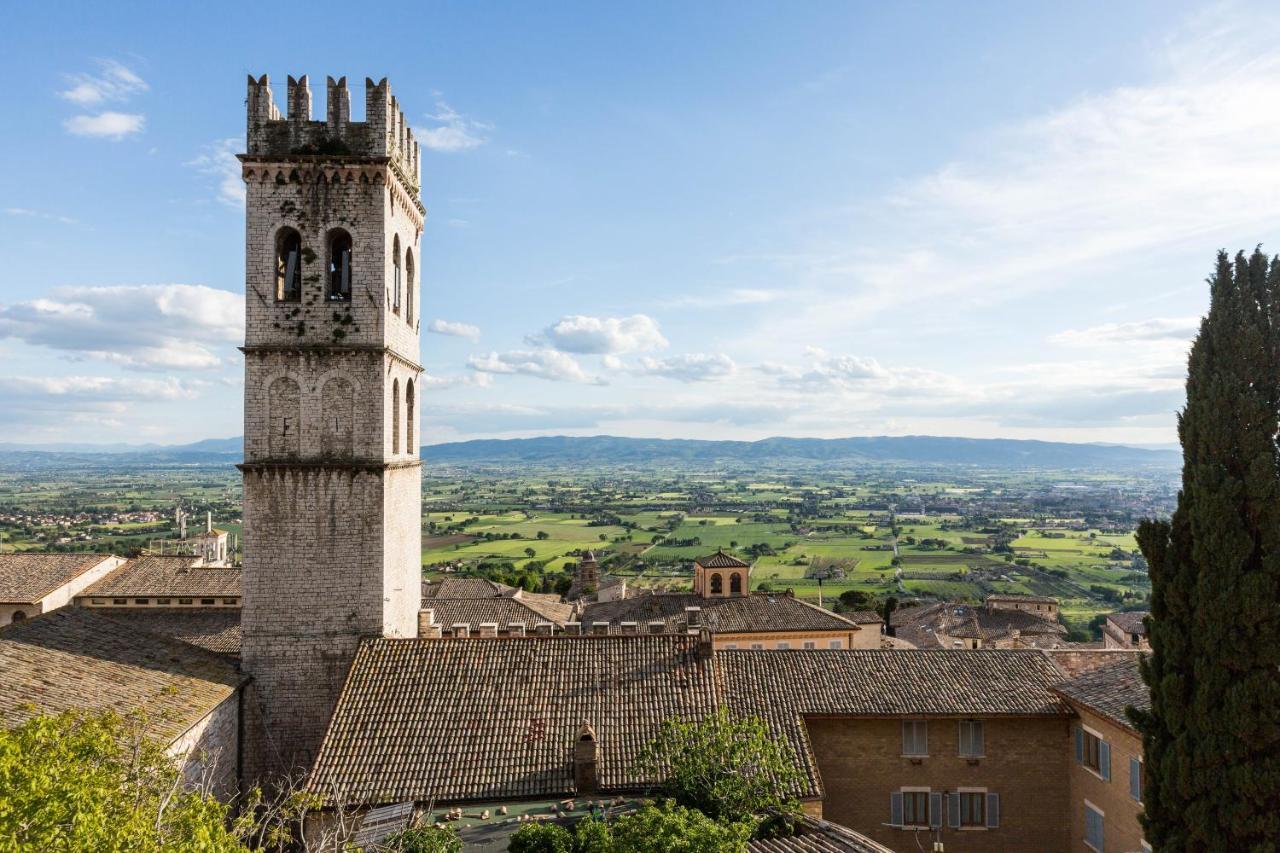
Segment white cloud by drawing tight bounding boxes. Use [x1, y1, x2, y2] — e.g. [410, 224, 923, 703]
[0, 375, 202, 429]
[1050, 317, 1200, 346]
[0, 285, 242, 371]
[64, 112, 145, 139]
[428, 318, 481, 341]
[5, 207, 79, 226]
[539, 314, 668, 354]
[416, 100, 490, 152]
[186, 138, 244, 207]
[636, 353, 737, 382]
[468, 349, 602, 384]
[662, 288, 783, 309]
[59, 60, 148, 106]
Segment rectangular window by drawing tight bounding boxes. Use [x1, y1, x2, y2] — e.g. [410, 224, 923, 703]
[135, 598, 149, 605]
[828, 640, 842, 649]
[156, 598, 170, 605]
[1084, 802, 1105, 852]
[112, 598, 126, 605]
[725, 644, 737, 650]
[222, 598, 237, 605]
[803, 641, 816, 649]
[751, 644, 763, 650]
[91, 599, 105, 605]
[200, 598, 215, 605]
[178, 598, 193, 605]
[958, 792, 985, 827]
[776, 642, 789, 650]
[902, 720, 928, 756]
[1080, 728, 1111, 780]
[902, 791, 930, 827]
[958, 720, 985, 756]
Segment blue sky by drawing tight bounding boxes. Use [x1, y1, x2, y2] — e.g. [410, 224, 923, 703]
[2, 0, 1274, 447]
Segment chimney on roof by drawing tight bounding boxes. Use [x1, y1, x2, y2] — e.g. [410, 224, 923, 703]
[417, 609, 436, 635]
[479, 622, 498, 638]
[574, 723, 598, 795]
[684, 606, 702, 632]
[696, 627, 714, 660]
[207, 511, 213, 534]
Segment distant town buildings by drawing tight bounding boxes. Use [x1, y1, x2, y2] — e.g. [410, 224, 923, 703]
[1102, 611, 1150, 650]
[0, 552, 125, 625]
[892, 595, 1069, 649]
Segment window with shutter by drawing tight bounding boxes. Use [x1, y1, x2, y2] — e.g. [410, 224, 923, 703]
[929, 793, 943, 829]
[890, 792, 903, 827]
[986, 792, 1000, 828]
[1099, 740, 1111, 781]
[900, 791, 929, 827]
[1084, 802, 1105, 852]
[1075, 726, 1084, 763]
[1130, 757, 1142, 801]
[955, 791, 986, 827]
[948, 793, 961, 828]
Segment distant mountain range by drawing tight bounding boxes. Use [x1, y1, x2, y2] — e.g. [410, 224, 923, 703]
[0, 434, 1181, 469]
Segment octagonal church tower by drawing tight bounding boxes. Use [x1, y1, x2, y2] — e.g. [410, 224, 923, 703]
[238, 74, 423, 777]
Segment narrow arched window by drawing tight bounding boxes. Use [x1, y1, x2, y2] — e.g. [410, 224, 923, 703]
[405, 378, 415, 455]
[405, 248, 415, 325]
[391, 235, 402, 314]
[730, 573, 743, 595]
[327, 229, 352, 301]
[268, 377, 302, 458]
[710, 573, 723, 595]
[276, 228, 303, 302]
[391, 378, 400, 454]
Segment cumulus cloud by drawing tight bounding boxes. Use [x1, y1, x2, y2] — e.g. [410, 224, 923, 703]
[538, 314, 668, 354]
[0, 285, 243, 371]
[186, 138, 244, 207]
[0, 375, 202, 430]
[635, 353, 737, 382]
[427, 318, 481, 341]
[64, 112, 145, 139]
[468, 349, 602, 384]
[59, 60, 148, 106]
[1050, 317, 1201, 346]
[416, 100, 490, 152]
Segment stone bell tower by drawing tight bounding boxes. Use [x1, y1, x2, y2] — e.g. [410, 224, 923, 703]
[238, 74, 423, 776]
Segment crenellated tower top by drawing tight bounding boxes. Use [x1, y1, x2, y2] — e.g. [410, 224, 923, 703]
[245, 74, 421, 195]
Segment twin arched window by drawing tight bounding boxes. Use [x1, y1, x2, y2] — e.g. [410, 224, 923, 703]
[276, 228, 303, 302]
[327, 230, 352, 301]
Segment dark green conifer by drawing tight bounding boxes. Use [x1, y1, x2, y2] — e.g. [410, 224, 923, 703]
[1131, 249, 1280, 851]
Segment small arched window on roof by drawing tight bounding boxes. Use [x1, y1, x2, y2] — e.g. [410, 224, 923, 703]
[10, 610, 26, 623]
[391, 378, 400, 454]
[710, 573, 723, 595]
[327, 229, 352, 301]
[405, 378, 415, 455]
[391, 235, 402, 314]
[276, 228, 303, 302]
[405, 247, 415, 325]
[730, 572, 743, 595]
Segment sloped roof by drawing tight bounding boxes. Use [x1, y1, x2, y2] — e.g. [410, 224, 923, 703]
[308, 635, 718, 804]
[0, 608, 244, 744]
[749, 817, 897, 853]
[1105, 611, 1149, 636]
[842, 610, 884, 625]
[309, 639, 1070, 807]
[95, 608, 242, 657]
[1052, 655, 1150, 732]
[82, 556, 241, 598]
[694, 550, 750, 569]
[423, 596, 575, 629]
[421, 577, 513, 599]
[581, 592, 861, 634]
[0, 552, 115, 604]
[892, 602, 1066, 648]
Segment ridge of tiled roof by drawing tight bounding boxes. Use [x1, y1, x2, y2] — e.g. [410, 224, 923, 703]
[0, 608, 244, 744]
[694, 550, 750, 569]
[0, 552, 117, 604]
[581, 592, 861, 634]
[421, 577, 510, 599]
[82, 555, 240, 598]
[1052, 655, 1150, 732]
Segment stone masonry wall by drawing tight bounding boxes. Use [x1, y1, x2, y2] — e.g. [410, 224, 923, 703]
[804, 715, 1072, 853]
[168, 691, 241, 801]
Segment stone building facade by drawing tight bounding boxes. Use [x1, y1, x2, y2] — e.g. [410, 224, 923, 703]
[238, 74, 423, 777]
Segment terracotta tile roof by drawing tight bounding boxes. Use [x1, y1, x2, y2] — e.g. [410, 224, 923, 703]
[842, 610, 884, 625]
[892, 603, 1066, 649]
[0, 608, 244, 744]
[986, 593, 1057, 604]
[1105, 611, 1149, 636]
[308, 635, 718, 805]
[749, 817, 897, 852]
[421, 577, 514, 599]
[309, 639, 1070, 807]
[423, 597, 575, 630]
[82, 556, 241, 598]
[694, 550, 750, 569]
[582, 592, 861, 635]
[1052, 656, 1150, 732]
[95, 608, 242, 657]
[0, 552, 116, 604]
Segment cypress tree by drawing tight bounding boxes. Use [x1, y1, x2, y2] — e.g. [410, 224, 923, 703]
[1131, 249, 1280, 851]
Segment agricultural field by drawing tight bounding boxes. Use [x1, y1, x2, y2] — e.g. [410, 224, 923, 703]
[0, 454, 1176, 638]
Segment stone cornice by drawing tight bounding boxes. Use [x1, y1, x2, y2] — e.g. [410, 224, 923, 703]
[238, 459, 422, 474]
[240, 344, 423, 374]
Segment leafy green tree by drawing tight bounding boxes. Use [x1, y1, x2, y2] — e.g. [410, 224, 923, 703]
[1130, 249, 1280, 851]
[508, 821, 574, 853]
[634, 709, 803, 826]
[571, 817, 614, 852]
[0, 709, 246, 852]
[607, 801, 753, 853]
[386, 824, 463, 852]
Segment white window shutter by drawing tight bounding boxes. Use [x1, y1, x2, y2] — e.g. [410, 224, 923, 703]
[948, 793, 961, 828]
[929, 792, 943, 829]
[1130, 757, 1142, 801]
[987, 792, 1000, 828]
[890, 792, 903, 827]
[1100, 740, 1111, 781]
